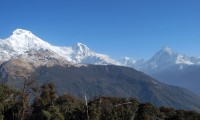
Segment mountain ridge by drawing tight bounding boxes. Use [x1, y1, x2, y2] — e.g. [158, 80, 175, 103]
[1, 29, 200, 95]
[1, 56, 200, 111]
[0, 29, 119, 65]
[2, 29, 200, 67]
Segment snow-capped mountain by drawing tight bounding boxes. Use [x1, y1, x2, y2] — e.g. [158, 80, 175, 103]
[149, 46, 194, 65]
[119, 56, 137, 66]
[143, 46, 196, 73]
[120, 47, 200, 95]
[71, 42, 119, 64]
[0, 29, 119, 65]
[118, 56, 145, 69]
[120, 46, 200, 73]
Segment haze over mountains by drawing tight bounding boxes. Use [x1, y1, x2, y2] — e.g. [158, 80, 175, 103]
[0, 29, 200, 110]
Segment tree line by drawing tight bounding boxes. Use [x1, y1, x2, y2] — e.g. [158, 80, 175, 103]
[0, 82, 200, 120]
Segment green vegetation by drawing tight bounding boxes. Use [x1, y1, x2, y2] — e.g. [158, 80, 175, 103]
[0, 83, 200, 120]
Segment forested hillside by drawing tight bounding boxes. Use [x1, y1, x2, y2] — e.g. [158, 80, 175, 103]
[0, 82, 200, 120]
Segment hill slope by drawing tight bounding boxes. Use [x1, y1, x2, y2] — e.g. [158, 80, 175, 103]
[0, 55, 200, 111]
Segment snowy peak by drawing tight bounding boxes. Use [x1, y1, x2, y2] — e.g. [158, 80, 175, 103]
[10, 29, 37, 39]
[119, 56, 137, 65]
[0, 29, 119, 65]
[142, 46, 196, 72]
[147, 47, 178, 68]
[9, 28, 47, 45]
[12, 29, 33, 36]
[151, 46, 179, 61]
[118, 56, 146, 70]
[160, 46, 174, 55]
[116, 46, 200, 74]
[72, 42, 91, 53]
[154, 47, 194, 65]
[157, 46, 178, 57]
[71, 42, 93, 62]
[70, 42, 119, 65]
[1, 29, 53, 54]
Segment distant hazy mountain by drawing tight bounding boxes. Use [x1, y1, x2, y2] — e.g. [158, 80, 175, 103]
[0, 29, 119, 65]
[120, 47, 200, 71]
[146, 48, 200, 95]
[118, 56, 145, 70]
[1, 54, 200, 111]
[119, 47, 200, 95]
[150, 65, 200, 95]
[143, 47, 199, 73]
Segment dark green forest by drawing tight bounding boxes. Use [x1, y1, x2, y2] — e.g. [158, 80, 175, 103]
[0, 82, 200, 120]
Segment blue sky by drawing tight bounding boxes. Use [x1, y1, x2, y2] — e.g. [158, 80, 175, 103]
[0, 0, 200, 59]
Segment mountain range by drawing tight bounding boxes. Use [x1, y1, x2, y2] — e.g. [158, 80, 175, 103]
[120, 46, 200, 71]
[1, 52, 200, 111]
[0, 29, 200, 110]
[0, 29, 119, 65]
[120, 46, 200, 95]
